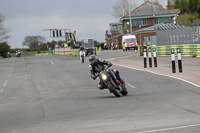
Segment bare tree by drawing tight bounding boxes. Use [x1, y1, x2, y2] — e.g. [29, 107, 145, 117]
[150, 0, 163, 7]
[112, 0, 137, 19]
[0, 13, 11, 42]
[23, 36, 46, 49]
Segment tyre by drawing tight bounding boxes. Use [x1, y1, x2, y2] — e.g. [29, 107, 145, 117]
[107, 83, 121, 97]
[81, 56, 84, 63]
[121, 86, 128, 96]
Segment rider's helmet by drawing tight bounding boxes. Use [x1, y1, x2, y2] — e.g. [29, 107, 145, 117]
[80, 45, 84, 48]
[89, 55, 97, 64]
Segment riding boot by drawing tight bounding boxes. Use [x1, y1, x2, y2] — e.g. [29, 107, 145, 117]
[98, 82, 104, 90]
[117, 75, 125, 85]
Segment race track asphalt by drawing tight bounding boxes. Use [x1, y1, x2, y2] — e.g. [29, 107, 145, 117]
[0, 53, 200, 133]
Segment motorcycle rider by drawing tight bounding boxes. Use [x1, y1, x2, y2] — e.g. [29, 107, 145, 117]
[89, 55, 125, 90]
[78, 45, 87, 60]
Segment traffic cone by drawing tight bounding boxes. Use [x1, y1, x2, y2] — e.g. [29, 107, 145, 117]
[135, 49, 137, 54]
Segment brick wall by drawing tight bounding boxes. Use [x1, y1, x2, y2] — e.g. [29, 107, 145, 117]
[135, 32, 156, 46]
[106, 35, 123, 50]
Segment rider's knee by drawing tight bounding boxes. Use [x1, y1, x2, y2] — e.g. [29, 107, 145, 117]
[113, 69, 119, 76]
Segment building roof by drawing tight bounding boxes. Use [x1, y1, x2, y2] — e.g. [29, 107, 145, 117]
[109, 22, 122, 25]
[132, 23, 186, 34]
[123, 1, 180, 19]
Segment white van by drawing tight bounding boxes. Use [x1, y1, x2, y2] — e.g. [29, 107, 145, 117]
[122, 34, 138, 51]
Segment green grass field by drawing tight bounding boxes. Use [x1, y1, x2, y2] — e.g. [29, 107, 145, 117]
[10, 50, 53, 57]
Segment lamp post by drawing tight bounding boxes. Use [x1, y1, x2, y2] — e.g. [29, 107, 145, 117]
[129, 4, 132, 34]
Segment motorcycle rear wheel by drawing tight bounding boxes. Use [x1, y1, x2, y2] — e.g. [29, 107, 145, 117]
[121, 86, 128, 96]
[81, 57, 84, 63]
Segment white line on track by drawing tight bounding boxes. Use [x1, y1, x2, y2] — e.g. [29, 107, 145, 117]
[51, 61, 55, 65]
[0, 80, 8, 93]
[125, 82, 136, 89]
[0, 69, 12, 93]
[136, 123, 200, 133]
[3, 80, 8, 87]
[114, 63, 200, 88]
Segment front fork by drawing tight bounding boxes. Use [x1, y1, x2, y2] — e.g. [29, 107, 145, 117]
[109, 71, 123, 92]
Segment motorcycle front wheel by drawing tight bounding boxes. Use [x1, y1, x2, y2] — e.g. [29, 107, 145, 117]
[81, 56, 84, 63]
[107, 83, 121, 97]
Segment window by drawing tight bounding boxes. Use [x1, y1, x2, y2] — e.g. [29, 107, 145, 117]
[126, 38, 136, 43]
[132, 19, 141, 26]
[154, 17, 171, 24]
[142, 19, 147, 26]
[111, 24, 123, 31]
[154, 18, 158, 24]
[118, 25, 122, 31]
[132, 19, 147, 26]
[111, 25, 118, 31]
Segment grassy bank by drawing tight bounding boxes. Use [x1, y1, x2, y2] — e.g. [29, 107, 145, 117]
[10, 50, 53, 57]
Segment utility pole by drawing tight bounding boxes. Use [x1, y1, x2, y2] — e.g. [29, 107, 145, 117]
[129, 4, 132, 34]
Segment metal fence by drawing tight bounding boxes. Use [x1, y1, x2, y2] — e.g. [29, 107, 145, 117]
[156, 26, 200, 46]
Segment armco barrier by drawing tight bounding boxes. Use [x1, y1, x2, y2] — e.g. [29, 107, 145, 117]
[152, 44, 200, 57]
[55, 47, 71, 55]
[197, 45, 200, 57]
[35, 53, 49, 56]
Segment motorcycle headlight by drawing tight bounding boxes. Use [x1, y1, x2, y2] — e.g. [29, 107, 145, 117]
[101, 73, 107, 80]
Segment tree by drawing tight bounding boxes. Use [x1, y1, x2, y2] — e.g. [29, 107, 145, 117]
[0, 42, 10, 58]
[112, 0, 137, 19]
[0, 13, 11, 42]
[150, 0, 163, 7]
[174, 0, 181, 9]
[167, 0, 173, 9]
[180, 0, 188, 13]
[22, 36, 46, 49]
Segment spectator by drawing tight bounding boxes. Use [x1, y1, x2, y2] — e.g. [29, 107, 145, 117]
[101, 43, 104, 50]
[111, 41, 114, 50]
[16, 51, 18, 57]
[8, 52, 11, 58]
[18, 50, 21, 57]
[104, 42, 107, 50]
[67, 41, 71, 47]
[64, 43, 68, 47]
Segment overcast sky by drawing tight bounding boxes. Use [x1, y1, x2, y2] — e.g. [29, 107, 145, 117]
[0, 0, 167, 48]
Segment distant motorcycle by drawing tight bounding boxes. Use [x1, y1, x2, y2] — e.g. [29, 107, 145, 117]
[79, 51, 85, 63]
[81, 53, 85, 63]
[97, 68, 128, 97]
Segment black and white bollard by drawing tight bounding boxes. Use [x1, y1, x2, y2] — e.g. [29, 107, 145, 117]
[153, 48, 157, 67]
[177, 48, 182, 73]
[149, 48, 152, 67]
[171, 48, 176, 73]
[143, 48, 147, 68]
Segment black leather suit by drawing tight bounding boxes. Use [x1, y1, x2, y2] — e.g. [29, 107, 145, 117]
[89, 58, 124, 89]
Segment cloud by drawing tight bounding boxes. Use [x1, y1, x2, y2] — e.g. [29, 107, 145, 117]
[6, 11, 116, 48]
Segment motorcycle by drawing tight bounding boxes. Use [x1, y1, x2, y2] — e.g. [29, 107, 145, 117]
[81, 53, 85, 63]
[98, 69, 128, 97]
[79, 51, 85, 63]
